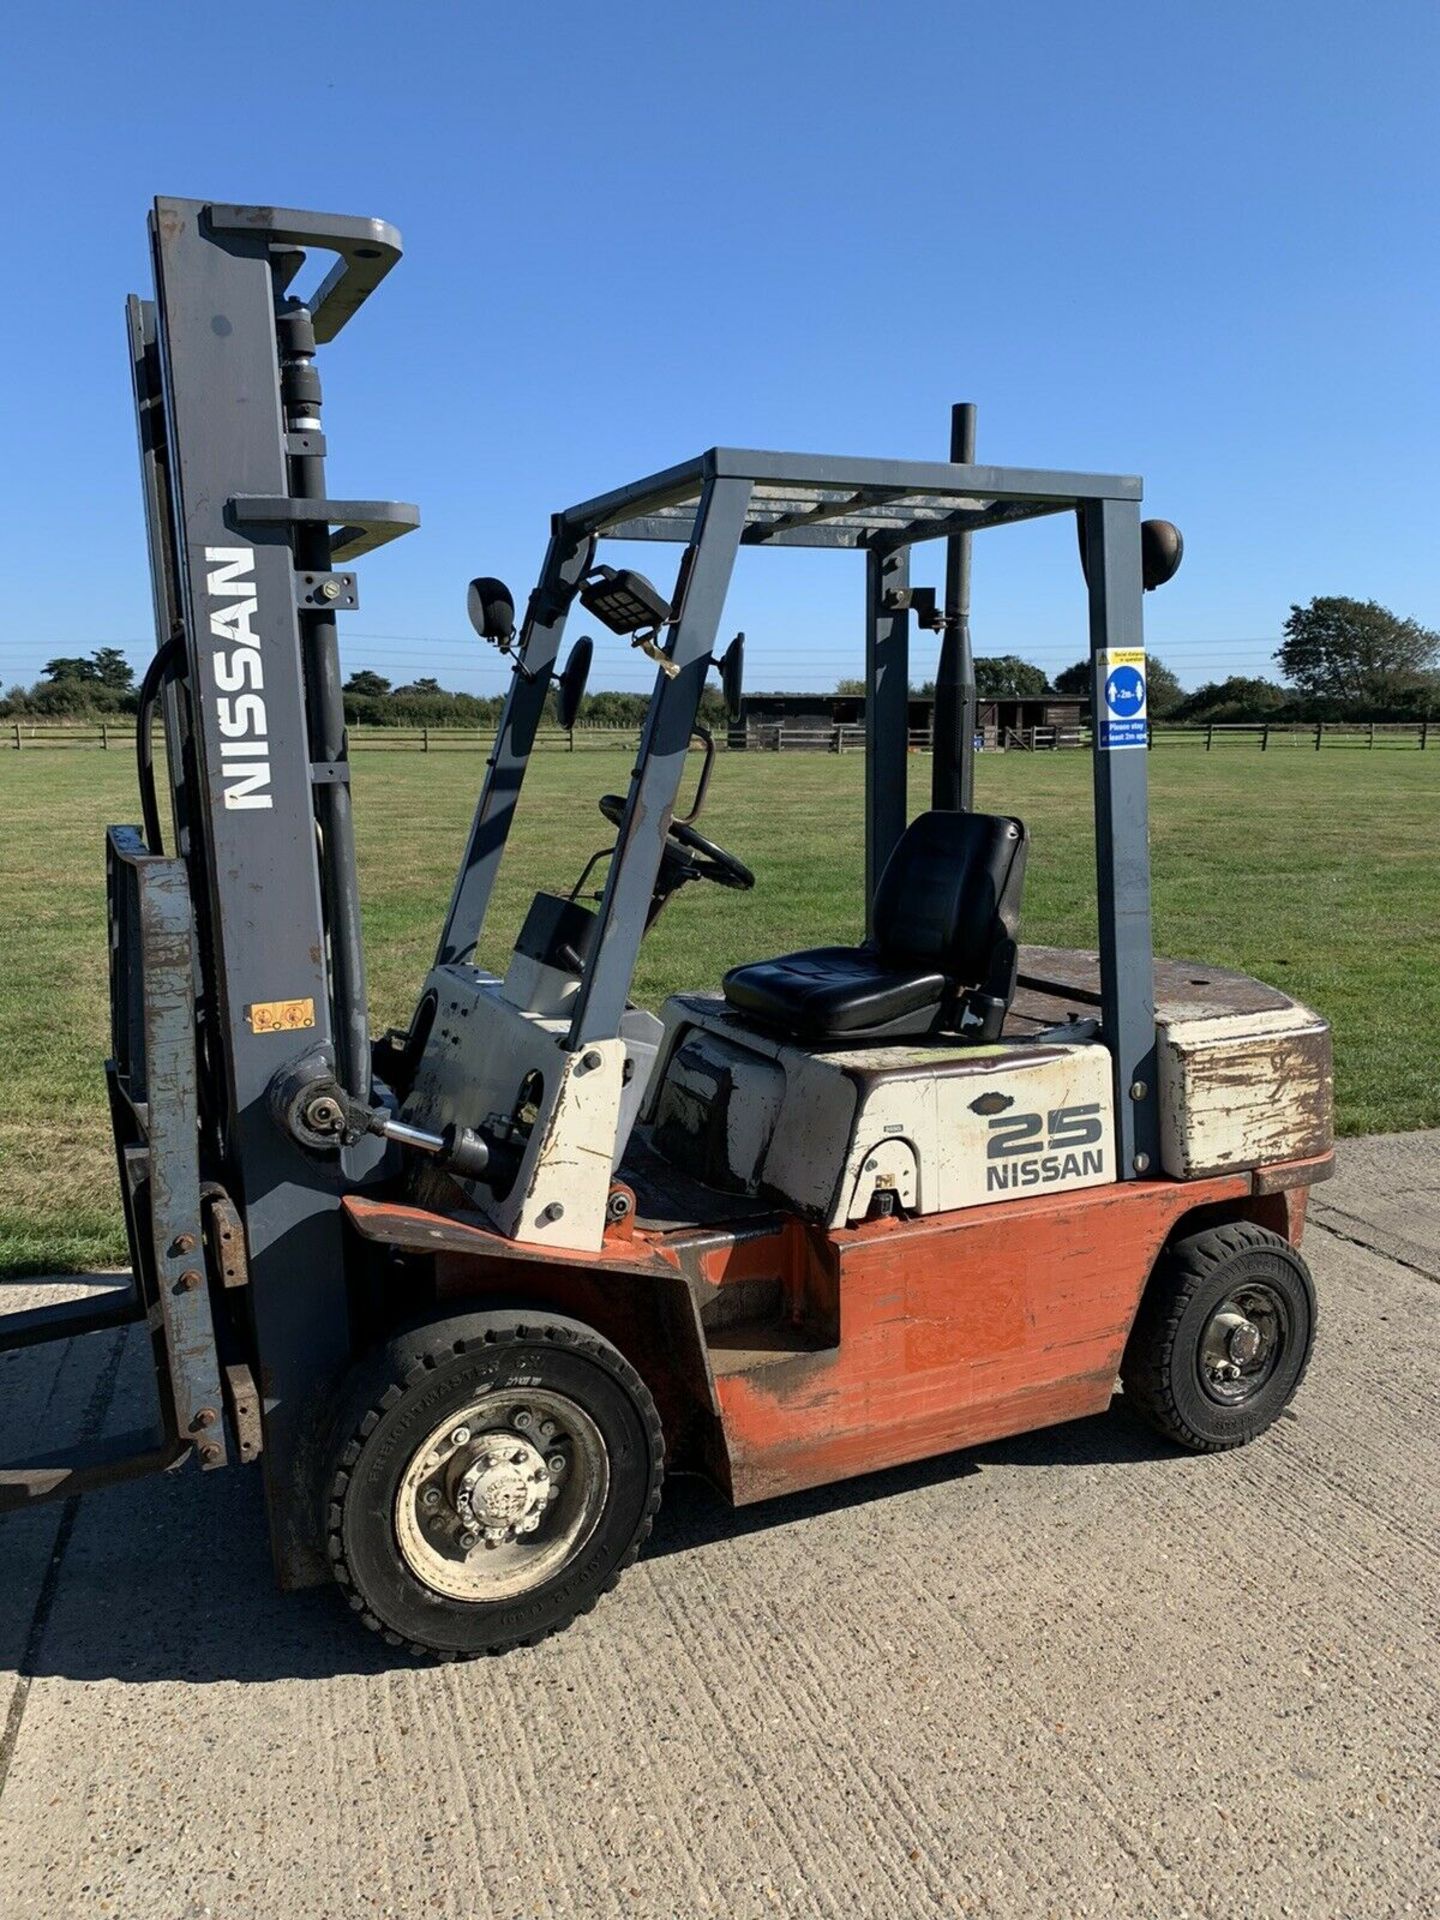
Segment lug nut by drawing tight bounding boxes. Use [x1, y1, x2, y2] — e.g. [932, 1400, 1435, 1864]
[451, 1427, 471, 1446]
[537, 1418, 556, 1440]
[459, 1529, 479, 1549]
[512, 1409, 533, 1430]
[547, 1454, 565, 1475]
[421, 1487, 442, 1509]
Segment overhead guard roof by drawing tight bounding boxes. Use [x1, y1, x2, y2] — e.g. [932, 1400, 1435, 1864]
[559, 448, 1142, 549]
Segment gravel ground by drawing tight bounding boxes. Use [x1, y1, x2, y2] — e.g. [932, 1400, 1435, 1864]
[1, 1134, 1436, 1920]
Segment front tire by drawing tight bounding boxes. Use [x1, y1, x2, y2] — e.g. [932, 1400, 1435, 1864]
[1120, 1222, 1316, 1451]
[328, 1309, 663, 1658]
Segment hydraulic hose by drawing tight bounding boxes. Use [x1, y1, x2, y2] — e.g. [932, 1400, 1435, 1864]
[135, 635, 182, 855]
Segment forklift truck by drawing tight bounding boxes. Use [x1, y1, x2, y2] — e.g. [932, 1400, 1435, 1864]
[0, 200, 1333, 1657]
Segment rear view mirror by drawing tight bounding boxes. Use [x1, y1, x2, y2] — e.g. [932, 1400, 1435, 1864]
[719, 631, 745, 721]
[554, 635, 593, 731]
[467, 576, 516, 642]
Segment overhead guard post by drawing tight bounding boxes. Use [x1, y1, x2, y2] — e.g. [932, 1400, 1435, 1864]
[933, 402, 977, 811]
[1083, 496, 1160, 1181]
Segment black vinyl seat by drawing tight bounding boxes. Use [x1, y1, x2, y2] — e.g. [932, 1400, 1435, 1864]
[722, 810, 1027, 1043]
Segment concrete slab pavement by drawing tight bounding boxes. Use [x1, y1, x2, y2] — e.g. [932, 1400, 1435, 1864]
[1, 1138, 1436, 1920]
[1311, 1128, 1440, 1278]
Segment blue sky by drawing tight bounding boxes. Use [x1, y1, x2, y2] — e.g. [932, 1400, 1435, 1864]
[2, 1, 1435, 696]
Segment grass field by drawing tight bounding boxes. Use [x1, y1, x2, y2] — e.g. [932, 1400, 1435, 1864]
[1, 744, 1436, 1275]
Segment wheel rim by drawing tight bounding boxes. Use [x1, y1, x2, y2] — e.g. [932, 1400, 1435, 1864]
[1197, 1282, 1289, 1406]
[394, 1389, 610, 1603]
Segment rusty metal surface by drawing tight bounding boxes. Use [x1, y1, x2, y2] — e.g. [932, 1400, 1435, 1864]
[1163, 1019, 1333, 1178]
[342, 1194, 676, 1277]
[345, 1147, 1336, 1517]
[2, 838, 232, 1510]
[222, 1363, 263, 1464]
[1253, 1151, 1334, 1195]
[711, 1170, 1263, 1505]
[829, 1043, 1069, 1092]
[203, 1190, 250, 1290]
[129, 845, 227, 1471]
[1011, 945, 1299, 1027]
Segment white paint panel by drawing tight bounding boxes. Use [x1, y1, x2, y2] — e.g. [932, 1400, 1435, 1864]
[648, 1000, 1116, 1225]
[404, 965, 626, 1252]
[1158, 1004, 1332, 1178]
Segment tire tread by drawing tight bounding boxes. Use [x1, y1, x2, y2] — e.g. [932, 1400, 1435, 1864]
[1121, 1221, 1315, 1452]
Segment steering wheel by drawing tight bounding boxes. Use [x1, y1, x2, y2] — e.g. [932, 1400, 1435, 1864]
[598, 794, 755, 891]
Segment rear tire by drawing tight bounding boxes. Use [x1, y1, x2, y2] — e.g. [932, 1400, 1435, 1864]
[1120, 1222, 1316, 1451]
[327, 1309, 663, 1658]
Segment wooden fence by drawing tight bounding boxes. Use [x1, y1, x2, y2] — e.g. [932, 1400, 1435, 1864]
[8, 717, 1433, 754]
[347, 723, 645, 752]
[753, 722, 1084, 753]
[6, 720, 647, 753]
[1150, 721, 1432, 750]
[8, 720, 125, 750]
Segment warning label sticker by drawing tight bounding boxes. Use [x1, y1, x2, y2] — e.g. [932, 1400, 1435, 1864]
[1098, 647, 1148, 750]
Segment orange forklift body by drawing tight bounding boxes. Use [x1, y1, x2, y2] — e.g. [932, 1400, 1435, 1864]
[344, 1151, 1326, 1509]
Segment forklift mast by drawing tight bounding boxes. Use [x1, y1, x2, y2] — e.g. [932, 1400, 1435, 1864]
[130, 200, 424, 1576]
[0, 201, 418, 1580]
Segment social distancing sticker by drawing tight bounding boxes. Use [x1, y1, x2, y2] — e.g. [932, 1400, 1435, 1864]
[1098, 647, 1147, 750]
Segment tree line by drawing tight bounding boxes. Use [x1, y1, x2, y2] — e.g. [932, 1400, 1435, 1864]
[865, 597, 1438, 723]
[4, 597, 1436, 726]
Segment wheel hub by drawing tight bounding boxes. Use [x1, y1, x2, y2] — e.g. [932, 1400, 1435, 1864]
[1227, 1320, 1262, 1365]
[1198, 1288, 1285, 1403]
[394, 1390, 605, 1604]
[454, 1433, 552, 1540]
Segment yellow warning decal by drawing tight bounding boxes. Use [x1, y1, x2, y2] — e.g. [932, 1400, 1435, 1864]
[246, 998, 316, 1033]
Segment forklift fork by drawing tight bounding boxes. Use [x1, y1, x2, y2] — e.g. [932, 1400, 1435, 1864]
[0, 828, 227, 1510]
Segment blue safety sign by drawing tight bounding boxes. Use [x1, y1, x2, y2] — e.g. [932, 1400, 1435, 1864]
[1098, 648, 1148, 749]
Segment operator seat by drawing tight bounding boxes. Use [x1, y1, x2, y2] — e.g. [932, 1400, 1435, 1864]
[721, 810, 1027, 1043]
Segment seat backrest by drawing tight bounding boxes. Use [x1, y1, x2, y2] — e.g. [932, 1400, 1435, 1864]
[872, 810, 1027, 983]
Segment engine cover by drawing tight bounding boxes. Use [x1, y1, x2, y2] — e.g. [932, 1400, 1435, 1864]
[644, 996, 1116, 1226]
